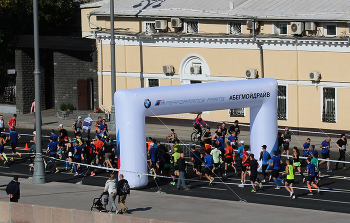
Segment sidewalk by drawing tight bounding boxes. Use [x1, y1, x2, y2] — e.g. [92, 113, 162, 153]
[0, 175, 348, 223]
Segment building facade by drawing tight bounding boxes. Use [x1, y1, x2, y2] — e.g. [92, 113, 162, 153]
[80, 0, 350, 132]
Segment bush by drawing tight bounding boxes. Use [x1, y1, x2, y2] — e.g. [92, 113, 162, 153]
[59, 103, 67, 111]
[66, 103, 74, 110]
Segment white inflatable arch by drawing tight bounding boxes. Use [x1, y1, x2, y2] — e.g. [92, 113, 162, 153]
[115, 78, 278, 188]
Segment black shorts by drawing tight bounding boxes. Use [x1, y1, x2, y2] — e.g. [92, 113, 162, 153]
[322, 152, 330, 159]
[50, 154, 56, 158]
[286, 179, 294, 184]
[250, 175, 257, 182]
[214, 163, 220, 168]
[283, 144, 289, 151]
[272, 169, 280, 179]
[307, 175, 315, 182]
[151, 161, 157, 169]
[73, 158, 81, 163]
[205, 166, 213, 175]
[194, 162, 202, 172]
[225, 157, 233, 164]
[242, 165, 248, 172]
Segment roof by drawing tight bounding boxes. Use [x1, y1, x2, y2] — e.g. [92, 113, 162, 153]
[80, 0, 109, 9]
[88, 0, 350, 21]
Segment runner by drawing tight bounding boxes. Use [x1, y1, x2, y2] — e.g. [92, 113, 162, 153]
[221, 122, 228, 142]
[248, 154, 262, 192]
[282, 159, 296, 199]
[268, 151, 284, 189]
[301, 138, 311, 166]
[292, 147, 304, 183]
[228, 120, 240, 137]
[310, 152, 320, 183]
[203, 126, 212, 146]
[211, 144, 222, 177]
[309, 145, 319, 158]
[237, 141, 244, 167]
[282, 127, 291, 155]
[72, 139, 84, 177]
[227, 131, 238, 149]
[0, 134, 8, 165]
[7, 114, 18, 132]
[148, 142, 158, 177]
[259, 145, 270, 183]
[335, 133, 348, 170]
[46, 136, 59, 173]
[8, 127, 21, 159]
[166, 129, 178, 143]
[99, 119, 109, 136]
[224, 141, 237, 177]
[204, 150, 214, 185]
[239, 145, 250, 188]
[171, 147, 181, 183]
[305, 157, 320, 195]
[319, 137, 332, 172]
[190, 146, 202, 179]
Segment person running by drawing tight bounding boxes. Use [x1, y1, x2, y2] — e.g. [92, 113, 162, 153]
[221, 122, 228, 142]
[72, 139, 84, 176]
[7, 114, 18, 132]
[8, 127, 21, 159]
[190, 146, 202, 179]
[224, 141, 237, 177]
[319, 137, 332, 172]
[268, 151, 284, 189]
[301, 138, 311, 166]
[292, 147, 304, 183]
[99, 119, 109, 136]
[171, 147, 181, 183]
[259, 145, 271, 183]
[82, 116, 94, 138]
[46, 136, 59, 173]
[239, 145, 250, 188]
[248, 154, 262, 192]
[211, 143, 222, 177]
[0, 134, 9, 165]
[0, 115, 5, 133]
[193, 114, 206, 139]
[148, 142, 158, 177]
[227, 131, 238, 149]
[103, 137, 114, 172]
[204, 150, 214, 185]
[282, 127, 291, 155]
[58, 124, 68, 148]
[215, 132, 225, 157]
[282, 159, 296, 199]
[305, 157, 320, 195]
[228, 120, 240, 137]
[336, 133, 348, 170]
[309, 145, 319, 158]
[166, 129, 178, 143]
[310, 152, 320, 183]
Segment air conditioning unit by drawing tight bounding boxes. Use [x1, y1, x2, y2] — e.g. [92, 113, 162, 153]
[305, 22, 316, 31]
[171, 18, 182, 28]
[309, 71, 321, 81]
[245, 69, 258, 79]
[155, 20, 168, 30]
[246, 21, 259, 30]
[190, 66, 202, 75]
[290, 22, 304, 35]
[163, 65, 174, 74]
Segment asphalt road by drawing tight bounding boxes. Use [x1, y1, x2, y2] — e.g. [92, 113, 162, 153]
[1, 128, 350, 214]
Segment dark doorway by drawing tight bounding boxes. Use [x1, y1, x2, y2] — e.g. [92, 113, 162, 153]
[77, 78, 93, 110]
[190, 80, 202, 84]
[43, 50, 54, 109]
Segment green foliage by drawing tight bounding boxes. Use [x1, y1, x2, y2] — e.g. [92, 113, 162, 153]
[59, 103, 67, 111]
[66, 103, 74, 110]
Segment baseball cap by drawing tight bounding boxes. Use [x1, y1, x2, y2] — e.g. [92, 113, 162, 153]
[261, 145, 267, 149]
[78, 116, 82, 119]
[240, 140, 244, 144]
[58, 124, 63, 128]
[33, 131, 36, 135]
[150, 142, 154, 147]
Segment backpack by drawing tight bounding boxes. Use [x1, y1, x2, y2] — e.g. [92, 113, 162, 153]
[121, 180, 130, 195]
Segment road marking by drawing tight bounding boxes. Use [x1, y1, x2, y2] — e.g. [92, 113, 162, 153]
[257, 192, 350, 205]
[200, 186, 227, 191]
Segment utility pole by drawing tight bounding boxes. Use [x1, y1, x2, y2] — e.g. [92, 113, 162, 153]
[109, 0, 116, 130]
[32, 0, 45, 184]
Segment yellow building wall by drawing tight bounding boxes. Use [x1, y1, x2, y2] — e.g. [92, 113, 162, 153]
[199, 20, 227, 34]
[264, 50, 298, 80]
[337, 88, 350, 130]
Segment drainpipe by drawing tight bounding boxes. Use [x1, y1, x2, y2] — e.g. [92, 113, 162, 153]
[98, 37, 109, 117]
[87, 13, 102, 31]
[252, 19, 264, 78]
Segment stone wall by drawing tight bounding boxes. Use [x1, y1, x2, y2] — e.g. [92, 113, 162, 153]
[0, 201, 176, 223]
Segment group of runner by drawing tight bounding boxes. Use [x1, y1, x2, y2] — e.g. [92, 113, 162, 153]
[0, 114, 22, 165]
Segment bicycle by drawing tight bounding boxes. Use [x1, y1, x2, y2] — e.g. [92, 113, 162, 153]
[191, 126, 207, 142]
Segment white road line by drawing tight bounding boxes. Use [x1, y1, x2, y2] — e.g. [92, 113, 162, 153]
[200, 186, 227, 191]
[257, 192, 350, 205]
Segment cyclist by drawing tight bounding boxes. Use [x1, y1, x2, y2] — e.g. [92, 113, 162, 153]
[193, 114, 206, 139]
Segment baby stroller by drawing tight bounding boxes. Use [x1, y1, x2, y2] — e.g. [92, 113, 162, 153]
[91, 191, 109, 212]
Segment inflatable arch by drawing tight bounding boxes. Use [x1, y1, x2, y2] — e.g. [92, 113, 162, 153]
[115, 78, 278, 188]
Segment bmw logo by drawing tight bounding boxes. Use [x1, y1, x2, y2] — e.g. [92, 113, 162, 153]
[144, 99, 151, 108]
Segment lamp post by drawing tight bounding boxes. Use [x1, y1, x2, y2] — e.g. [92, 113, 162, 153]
[32, 0, 45, 184]
[109, 0, 116, 130]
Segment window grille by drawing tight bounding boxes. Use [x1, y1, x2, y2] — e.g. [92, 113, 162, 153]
[148, 79, 159, 87]
[326, 24, 336, 36]
[145, 22, 156, 35]
[229, 22, 242, 35]
[229, 108, 245, 117]
[322, 88, 336, 123]
[277, 85, 287, 120]
[186, 21, 198, 34]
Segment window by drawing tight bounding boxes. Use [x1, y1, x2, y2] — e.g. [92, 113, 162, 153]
[228, 22, 242, 35]
[185, 20, 199, 34]
[279, 23, 288, 35]
[145, 22, 156, 35]
[322, 88, 336, 123]
[148, 79, 159, 87]
[190, 80, 202, 84]
[277, 85, 287, 120]
[324, 23, 337, 37]
[229, 108, 245, 117]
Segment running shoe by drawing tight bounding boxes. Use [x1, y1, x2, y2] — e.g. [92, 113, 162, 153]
[259, 183, 263, 189]
[74, 172, 78, 177]
[261, 179, 266, 183]
[10, 157, 14, 161]
[318, 188, 320, 193]
[303, 178, 305, 183]
[274, 187, 280, 190]
[65, 167, 68, 170]
[209, 178, 214, 185]
[292, 194, 296, 199]
[55, 169, 59, 173]
[45, 163, 47, 169]
[223, 174, 227, 178]
[238, 184, 244, 188]
[327, 169, 332, 172]
[90, 172, 95, 176]
[153, 175, 157, 179]
[233, 162, 237, 165]
[18, 153, 22, 158]
[3, 160, 7, 166]
[308, 192, 313, 196]
[281, 179, 285, 185]
[251, 189, 256, 193]
[172, 175, 175, 182]
[171, 182, 175, 185]
[70, 168, 73, 173]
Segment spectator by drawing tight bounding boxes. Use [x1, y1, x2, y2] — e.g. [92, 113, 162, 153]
[104, 174, 118, 213]
[117, 174, 130, 214]
[6, 175, 20, 202]
[177, 153, 190, 191]
[0, 115, 5, 133]
[72, 116, 83, 137]
[82, 116, 94, 138]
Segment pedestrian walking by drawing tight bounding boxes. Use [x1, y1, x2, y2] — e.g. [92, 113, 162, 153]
[6, 175, 20, 202]
[177, 153, 190, 191]
[117, 174, 130, 214]
[104, 174, 118, 213]
[0, 115, 5, 133]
